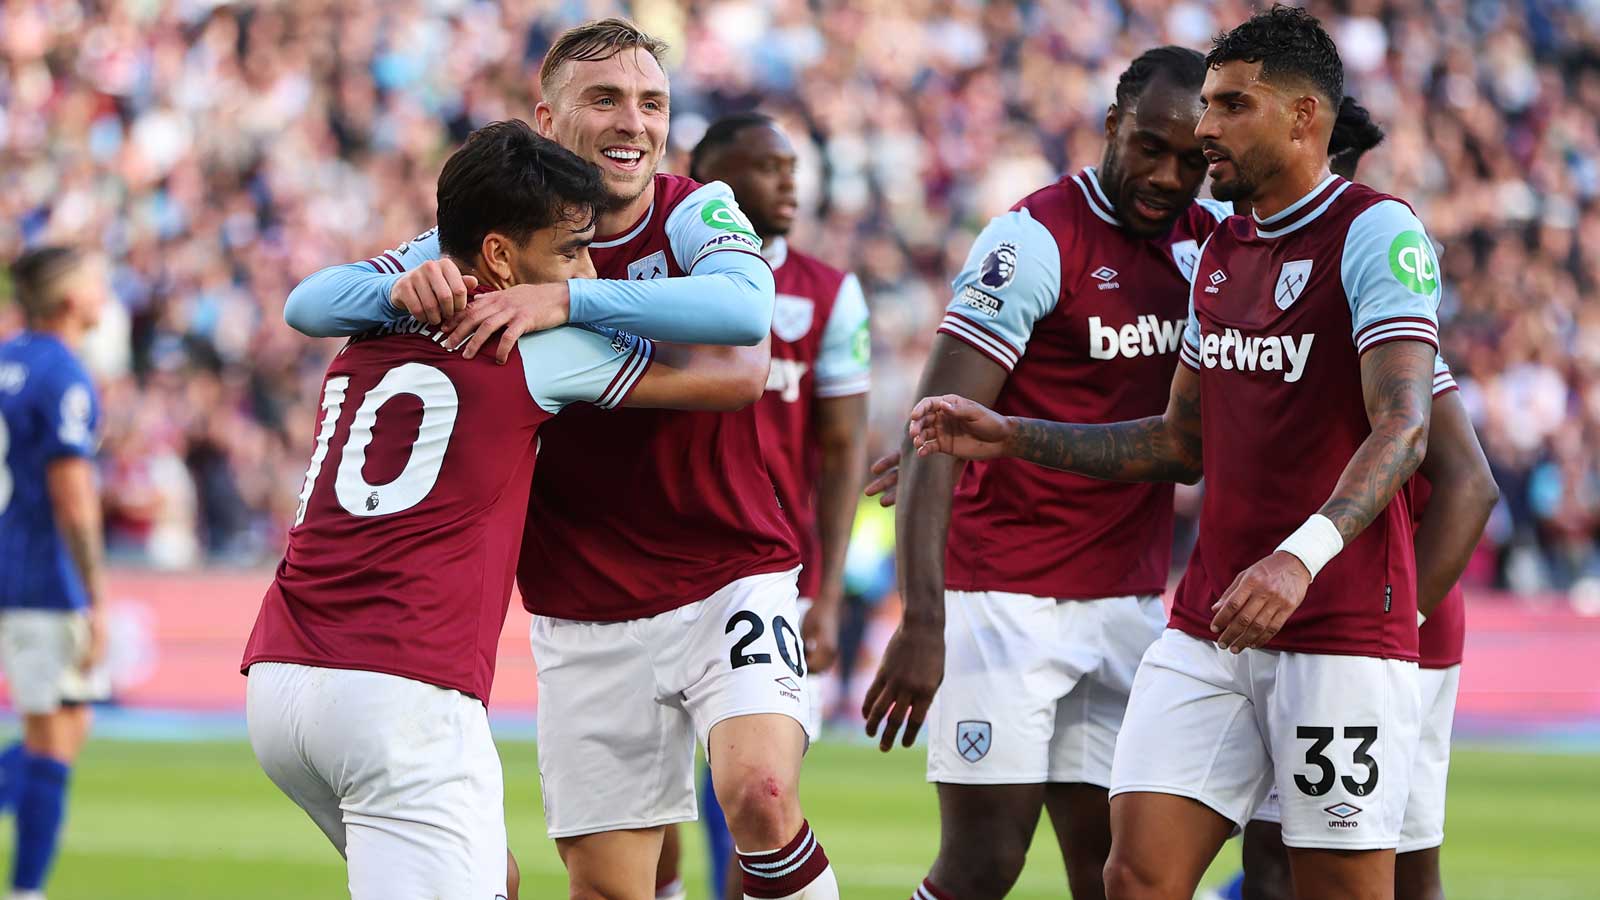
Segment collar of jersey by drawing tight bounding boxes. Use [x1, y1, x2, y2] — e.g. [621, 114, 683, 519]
[591, 198, 656, 249]
[762, 236, 789, 270]
[1071, 167, 1121, 229]
[1251, 174, 1348, 239]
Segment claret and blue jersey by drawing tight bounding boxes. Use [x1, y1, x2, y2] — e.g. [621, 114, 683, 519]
[0, 332, 101, 612]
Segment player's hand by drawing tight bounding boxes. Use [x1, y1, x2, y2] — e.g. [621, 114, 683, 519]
[801, 591, 842, 673]
[1210, 551, 1312, 653]
[80, 605, 107, 671]
[390, 259, 477, 325]
[864, 451, 902, 507]
[862, 621, 944, 751]
[443, 282, 572, 363]
[908, 395, 1015, 461]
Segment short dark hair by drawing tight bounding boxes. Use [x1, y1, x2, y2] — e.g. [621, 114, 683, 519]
[1114, 46, 1207, 114]
[1329, 96, 1385, 176]
[540, 18, 669, 96]
[1207, 4, 1344, 107]
[688, 111, 776, 182]
[435, 120, 608, 262]
[9, 245, 85, 322]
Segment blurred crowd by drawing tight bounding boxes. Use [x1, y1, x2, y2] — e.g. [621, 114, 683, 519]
[2, 0, 1599, 597]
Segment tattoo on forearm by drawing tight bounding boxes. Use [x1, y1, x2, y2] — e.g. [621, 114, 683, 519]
[1318, 343, 1433, 543]
[1008, 412, 1201, 483]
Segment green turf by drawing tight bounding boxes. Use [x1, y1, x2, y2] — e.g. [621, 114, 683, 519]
[4, 739, 1595, 898]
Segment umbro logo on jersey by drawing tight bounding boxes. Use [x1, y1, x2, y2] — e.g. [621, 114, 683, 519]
[1089, 315, 1185, 360]
[1205, 268, 1228, 294]
[1091, 266, 1120, 290]
[1275, 260, 1314, 309]
[1196, 327, 1316, 383]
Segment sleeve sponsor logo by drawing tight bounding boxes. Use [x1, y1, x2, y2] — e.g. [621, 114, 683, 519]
[1388, 230, 1439, 294]
[58, 383, 93, 448]
[700, 198, 758, 237]
[611, 330, 639, 353]
[978, 241, 1017, 290]
[693, 231, 763, 262]
[850, 320, 871, 366]
[958, 285, 1005, 318]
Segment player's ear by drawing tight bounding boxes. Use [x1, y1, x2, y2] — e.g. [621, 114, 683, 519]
[1104, 104, 1121, 141]
[479, 233, 515, 285]
[1289, 93, 1320, 144]
[534, 100, 557, 138]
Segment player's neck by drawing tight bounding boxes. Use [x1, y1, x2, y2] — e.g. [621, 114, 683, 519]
[1250, 159, 1334, 221]
[595, 177, 657, 241]
[30, 316, 84, 349]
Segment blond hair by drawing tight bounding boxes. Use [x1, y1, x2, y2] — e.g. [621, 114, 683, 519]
[539, 18, 669, 97]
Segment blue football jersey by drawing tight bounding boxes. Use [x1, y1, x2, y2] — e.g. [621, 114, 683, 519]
[0, 332, 101, 611]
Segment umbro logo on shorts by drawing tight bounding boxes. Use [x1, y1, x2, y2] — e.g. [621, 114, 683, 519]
[1325, 802, 1362, 828]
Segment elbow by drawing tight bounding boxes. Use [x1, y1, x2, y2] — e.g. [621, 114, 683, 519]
[1470, 467, 1501, 518]
[725, 268, 776, 346]
[283, 282, 327, 337]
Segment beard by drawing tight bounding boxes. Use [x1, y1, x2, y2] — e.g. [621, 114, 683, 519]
[1209, 142, 1281, 204]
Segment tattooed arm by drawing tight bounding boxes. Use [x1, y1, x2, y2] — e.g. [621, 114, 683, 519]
[1314, 339, 1435, 542]
[1209, 339, 1435, 652]
[907, 363, 1204, 484]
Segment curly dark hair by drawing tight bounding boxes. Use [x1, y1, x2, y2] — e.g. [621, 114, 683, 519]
[1206, 4, 1343, 106]
[1329, 96, 1385, 177]
[1113, 46, 1207, 115]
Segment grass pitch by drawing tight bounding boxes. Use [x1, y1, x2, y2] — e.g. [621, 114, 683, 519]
[7, 738, 1595, 899]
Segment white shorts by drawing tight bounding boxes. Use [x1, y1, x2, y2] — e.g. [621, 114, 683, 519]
[1111, 629, 1421, 850]
[0, 609, 110, 714]
[246, 662, 508, 900]
[531, 567, 812, 838]
[926, 591, 1164, 786]
[1251, 663, 1458, 853]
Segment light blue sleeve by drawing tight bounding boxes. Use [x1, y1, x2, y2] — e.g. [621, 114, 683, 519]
[1196, 198, 1234, 221]
[283, 228, 441, 337]
[935, 208, 1061, 371]
[563, 180, 773, 346]
[516, 326, 655, 413]
[1340, 201, 1441, 354]
[1432, 353, 1456, 396]
[814, 274, 871, 398]
[1179, 232, 1215, 371]
[566, 245, 774, 346]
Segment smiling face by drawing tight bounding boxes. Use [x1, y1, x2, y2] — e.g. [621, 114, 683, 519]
[536, 47, 670, 210]
[1099, 74, 1209, 237]
[1195, 60, 1296, 204]
[693, 122, 798, 238]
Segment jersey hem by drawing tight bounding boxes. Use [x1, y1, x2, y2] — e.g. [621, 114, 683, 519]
[523, 557, 800, 622]
[1167, 618, 1420, 663]
[241, 654, 486, 705]
[943, 579, 1169, 601]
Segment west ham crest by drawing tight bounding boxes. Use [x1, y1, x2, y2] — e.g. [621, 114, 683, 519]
[628, 250, 668, 281]
[956, 720, 991, 763]
[1171, 239, 1200, 282]
[1275, 259, 1314, 309]
[772, 294, 815, 343]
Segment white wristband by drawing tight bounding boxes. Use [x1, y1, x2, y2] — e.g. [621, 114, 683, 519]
[1275, 514, 1344, 580]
